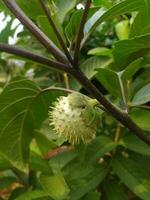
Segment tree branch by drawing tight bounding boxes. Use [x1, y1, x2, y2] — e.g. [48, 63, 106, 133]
[73, 0, 91, 67]
[71, 68, 150, 145]
[3, 0, 68, 64]
[39, 0, 73, 65]
[0, 43, 71, 73]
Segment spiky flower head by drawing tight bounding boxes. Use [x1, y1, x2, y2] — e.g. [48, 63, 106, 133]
[49, 92, 102, 144]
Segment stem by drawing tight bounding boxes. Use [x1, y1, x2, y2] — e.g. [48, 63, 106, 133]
[114, 124, 121, 144]
[71, 69, 150, 145]
[3, 0, 68, 64]
[64, 73, 70, 89]
[45, 146, 74, 160]
[39, 0, 73, 65]
[0, 43, 71, 73]
[33, 86, 74, 101]
[73, 0, 91, 67]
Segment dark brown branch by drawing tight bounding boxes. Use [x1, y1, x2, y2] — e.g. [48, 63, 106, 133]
[71, 69, 150, 145]
[0, 43, 71, 73]
[3, 0, 68, 64]
[39, 0, 73, 65]
[73, 0, 91, 67]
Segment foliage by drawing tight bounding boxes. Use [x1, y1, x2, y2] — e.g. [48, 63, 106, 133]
[0, 0, 150, 199]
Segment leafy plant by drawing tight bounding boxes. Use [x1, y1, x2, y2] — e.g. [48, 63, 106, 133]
[0, 0, 150, 199]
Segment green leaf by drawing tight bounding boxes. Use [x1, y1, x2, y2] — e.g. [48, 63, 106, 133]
[119, 135, 150, 156]
[122, 58, 143, 81]
[0, 153, 12, 170]
[130, 108, 150, 131]
[112, 153, 150, 200]
[40, 174, 70, 200]
[131, 68, 150, 98]
[53, 0, 77, 24]
[37, 15, 65, 48]
[16, 190, 49, 200]
[0, 79, 40, 168]
[16, 0, 44, 20]
[69, 166, 108, 200]
[129, 1, 150, 38]
[70, 57, 111, 90]
[81, 191, 101, 200]
[0, 18, 16, 43]
[92, 0, 111, 7]
[84, 0, 147, 40]
[88, 47, 112, 57]
[0, 79, 61, 168]
[65, 8, 99, 42]
[34, 131, 56, 156]
[84, 136, 116, 164]
[96, 68, 121, 97]
[37, 16, 59, 47]
[103, 180, 128, 200]
[115, 20, 130, 40]
[29, 151, 52, 175]
[113, 34, 150, 69]
[132, 83, 150, 106]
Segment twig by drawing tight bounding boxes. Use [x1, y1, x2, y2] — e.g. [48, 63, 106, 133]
[44, 146, 74, 160]
[3, 0, 68, 64]
[39, 0, 73, 65]
[0, 43, 71, 73]
[74, 0, 91, 67]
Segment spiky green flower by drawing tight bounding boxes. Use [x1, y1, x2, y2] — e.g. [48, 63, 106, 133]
[49, 92, 102, 144]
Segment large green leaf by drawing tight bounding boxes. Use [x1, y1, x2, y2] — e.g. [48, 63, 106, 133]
[40, 173, 70, 200]
[131, 83, 150, 106]
[112, 153, 150, 200]
[130, 108, 150, 131]
[96, 68, 121, 97]
[70, 57, 111, 90]
[84, 0, 148, 41]
[113, 34, 150, 69]
[0, 79, 40, 168]
[0, 79, 61, 168]
[119, 135, 150, 156]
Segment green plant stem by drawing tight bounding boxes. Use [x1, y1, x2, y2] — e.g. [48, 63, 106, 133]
[39, 0, 73, 65]
[3, 0, 68, 64]
[74, 0, 91, 67]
